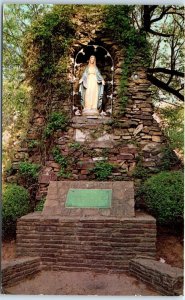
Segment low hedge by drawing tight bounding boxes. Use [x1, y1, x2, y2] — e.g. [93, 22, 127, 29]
[140, 171, 184, 226]
[2, 184, 31, 239]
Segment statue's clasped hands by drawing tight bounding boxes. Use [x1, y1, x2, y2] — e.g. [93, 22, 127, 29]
[102, 79, 105, 85]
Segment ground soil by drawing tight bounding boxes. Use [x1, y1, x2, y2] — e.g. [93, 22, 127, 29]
[156, 227, 184, 269]
[4, 270, 159, 296]
[2, 239, 16, 261]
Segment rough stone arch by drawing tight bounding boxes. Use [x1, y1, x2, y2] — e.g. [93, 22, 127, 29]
[67, 36, 123, 116]
[73, 45, 114, 114]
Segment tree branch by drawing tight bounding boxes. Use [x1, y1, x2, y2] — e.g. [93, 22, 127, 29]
[166, 11, 184, 18]
[150, 6, 172, 24]
[152, 36, 161, 68]
[131, 11, 141, 30]
[147, 28, 173, 37]
[147, 74, 184, 101]
[177, 85, 184, 92]
[147, 68, 184, 77]
[143, 6, 173, 37]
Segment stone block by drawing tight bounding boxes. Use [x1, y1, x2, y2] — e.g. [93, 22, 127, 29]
[49, 172, 57, 181]
[74, 129, 90, 142]
[143, 160, 156, 167]
[142, 142, 162, 154]
[38, 175, 50, 184]
[80, 170, 89, 175]
[122, 136, 131, 140]
[152, 136, 162, 143]
[89, 141, 115, 148]
[142, 135, 152, 139]
[78, 175, 87, 180]
[92, 157, 107, 161]
[49, 162, 61, 169]
[129, 258, 183, 296]
[150, 131, 162, 136]
[117, 154, 134, 160]
[6, 175, 18, 183]
[96, 133, 114, 142]
[142, 126, 150, 133]
[133, 124, 143, 136]
[141, 107, 153, 112]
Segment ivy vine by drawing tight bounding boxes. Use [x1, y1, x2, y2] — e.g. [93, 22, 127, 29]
[23, 5, 75, 96]
[104, 5, 151, 113]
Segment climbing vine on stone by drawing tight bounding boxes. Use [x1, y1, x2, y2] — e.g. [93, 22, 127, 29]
[23, 5, 75, 100]
[104, 5, 151, 112]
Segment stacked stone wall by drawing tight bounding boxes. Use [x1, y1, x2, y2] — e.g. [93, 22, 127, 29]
[2, 257, 41, 288]
[16, 212, 156, 273]
[5, 8, 167, 202]
[129, 257, 183, 296]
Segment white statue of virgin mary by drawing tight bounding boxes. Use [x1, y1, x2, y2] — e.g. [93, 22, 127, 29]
[79, 55, 105, 116]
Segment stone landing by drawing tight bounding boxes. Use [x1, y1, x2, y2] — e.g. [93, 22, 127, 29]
[43, 181, 135, 217]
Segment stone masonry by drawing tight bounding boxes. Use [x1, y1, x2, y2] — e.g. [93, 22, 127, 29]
[2, 257, 41, 288]
[16, 180, 156, 273]
[6, 7, 166, 202]
[129, 257, 183, 296]
[43, 181, 135, 217]
[16, 212, 156, 273]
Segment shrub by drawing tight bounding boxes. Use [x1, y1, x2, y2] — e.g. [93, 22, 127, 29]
[57, 169, 72, 179]
[91, 161, 114, 180]
[69, 142, 81, 150]
[44, 112, 69, 137]
[132, 164, 149, 179]
[34, 198, 46, 212]
[159, 106, 184, 153]
[160, 146, 180, 170]
[2, 184, 30, 239]
[19, 161, 40, 180]
[52, 147, 68, 168]
[140, 171, 184, 225]
[28, 140, 40, 149]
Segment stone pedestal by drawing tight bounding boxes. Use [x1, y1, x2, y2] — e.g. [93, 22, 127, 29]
[42, 180, 135, 217]
[16, 180, 156, 273]
[16, 211, 156, 273]
[82, 108, 100, 117]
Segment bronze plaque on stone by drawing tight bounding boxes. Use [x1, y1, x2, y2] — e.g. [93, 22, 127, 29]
[66, 189, 112, 208]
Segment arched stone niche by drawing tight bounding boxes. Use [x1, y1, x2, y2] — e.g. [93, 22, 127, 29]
[67, 37, 124, 117]
[72, 44, 114, 116]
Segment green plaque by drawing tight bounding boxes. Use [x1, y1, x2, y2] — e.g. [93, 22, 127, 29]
[66, 189, 112, 208]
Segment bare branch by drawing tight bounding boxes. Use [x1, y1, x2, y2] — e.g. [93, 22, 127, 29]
[148, 68, 184, 77]
[150, 6, 172, 24]
[147, 74, 184, 101]
[152, 36, 161, 68]
[147, 28, 173, 37]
